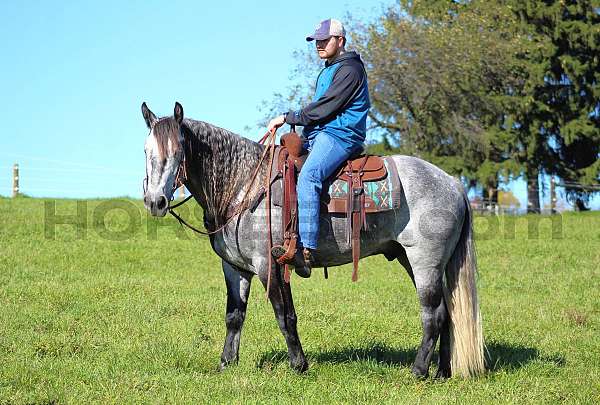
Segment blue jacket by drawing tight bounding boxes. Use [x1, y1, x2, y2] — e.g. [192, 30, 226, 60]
[285, 51, 370, 154]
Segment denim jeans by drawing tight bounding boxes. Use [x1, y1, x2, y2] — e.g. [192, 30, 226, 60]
[297, 133, 354, 250]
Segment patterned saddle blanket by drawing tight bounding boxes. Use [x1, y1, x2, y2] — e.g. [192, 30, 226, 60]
[322, 157, 402, 213]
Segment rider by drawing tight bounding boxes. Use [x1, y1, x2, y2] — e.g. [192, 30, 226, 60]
[268, 18, 370, 278]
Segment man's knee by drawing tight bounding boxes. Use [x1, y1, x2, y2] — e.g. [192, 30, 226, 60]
[298, 167, 321, 187]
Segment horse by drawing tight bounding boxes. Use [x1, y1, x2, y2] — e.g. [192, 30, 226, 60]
[141, 102, 485, 379]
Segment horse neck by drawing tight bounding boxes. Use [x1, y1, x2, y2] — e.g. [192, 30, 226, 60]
[182, 119, 265, 224]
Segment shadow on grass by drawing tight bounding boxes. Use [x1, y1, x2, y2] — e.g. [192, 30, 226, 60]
[257, 342, 416, 370]
[312, 343, 417, 367]
[257, 341, 565, 373]
[486, 341, 565, 371]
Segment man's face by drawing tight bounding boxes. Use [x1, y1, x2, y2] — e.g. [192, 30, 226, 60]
[315, 36, 343, 60]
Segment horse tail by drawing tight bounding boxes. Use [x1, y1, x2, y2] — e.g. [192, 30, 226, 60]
[444, 188, 485, 378]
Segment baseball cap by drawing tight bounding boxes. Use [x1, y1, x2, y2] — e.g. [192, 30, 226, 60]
[306, 18, 346, 42]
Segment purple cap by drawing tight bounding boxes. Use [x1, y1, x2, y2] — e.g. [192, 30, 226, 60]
[306, 19, 346, 42]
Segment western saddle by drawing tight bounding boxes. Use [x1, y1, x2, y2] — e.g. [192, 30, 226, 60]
[269, 128, 399, 283]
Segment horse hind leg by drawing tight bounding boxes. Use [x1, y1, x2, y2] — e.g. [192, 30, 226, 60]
[386, 242, 450, 378]
[436, 304, 451, 378]
[409, 262, 449, 379]
[219, 260, 253, 371]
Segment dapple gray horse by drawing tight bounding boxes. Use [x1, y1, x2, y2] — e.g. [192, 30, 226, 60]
[141, 102, 484, 378]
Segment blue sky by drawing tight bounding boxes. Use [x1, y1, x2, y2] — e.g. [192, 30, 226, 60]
[0, 1, 596, 210]
[0, 0, 392, 199]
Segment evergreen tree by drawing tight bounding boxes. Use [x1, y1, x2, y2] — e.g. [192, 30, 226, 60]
[508, 0, 600, 208]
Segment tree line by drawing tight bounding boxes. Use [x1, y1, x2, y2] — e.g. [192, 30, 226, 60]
[262, 0, 600, 212]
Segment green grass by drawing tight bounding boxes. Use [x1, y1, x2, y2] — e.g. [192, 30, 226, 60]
[0, 196, 599, 404]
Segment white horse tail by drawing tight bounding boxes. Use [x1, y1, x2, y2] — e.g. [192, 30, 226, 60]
[444, 189, 485, 378]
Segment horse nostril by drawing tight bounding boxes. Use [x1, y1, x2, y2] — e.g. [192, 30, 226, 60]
[156, 195, 168, 211]
[143, 195, 150, 206]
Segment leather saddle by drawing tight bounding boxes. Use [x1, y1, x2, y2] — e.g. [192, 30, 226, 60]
[270, 129, 398, 282]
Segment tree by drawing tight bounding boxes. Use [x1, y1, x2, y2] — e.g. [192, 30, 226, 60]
[352, 1, 526, 194]
[509, 0, 600, 208]
[255, 47, 321, 130]
[259, 1, 599, 212]
[360, 0, 600, 212]
[498, 190, 521, 208]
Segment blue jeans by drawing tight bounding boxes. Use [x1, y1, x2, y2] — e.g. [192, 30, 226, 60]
[297, 133, 354, 250]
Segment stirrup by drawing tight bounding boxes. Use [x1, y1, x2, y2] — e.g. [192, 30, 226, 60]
[271, 245, 293, 264]
[271, 245, 312, 278]
[271, 238, 297, 265]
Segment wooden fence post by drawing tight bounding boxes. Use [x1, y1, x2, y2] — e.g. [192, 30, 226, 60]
[12, 163, 19, 198]
[550, 176, 556, 214]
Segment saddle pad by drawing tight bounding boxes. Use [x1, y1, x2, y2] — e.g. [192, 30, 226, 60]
[325, 157, 402, 213]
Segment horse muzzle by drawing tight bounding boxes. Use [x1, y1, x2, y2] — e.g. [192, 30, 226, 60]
[144, 192, 169, 217]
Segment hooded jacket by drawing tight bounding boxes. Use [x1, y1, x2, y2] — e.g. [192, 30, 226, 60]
[284, 51, 370, 153]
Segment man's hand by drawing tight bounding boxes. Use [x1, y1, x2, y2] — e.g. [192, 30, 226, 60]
[267, 115, 286, 133]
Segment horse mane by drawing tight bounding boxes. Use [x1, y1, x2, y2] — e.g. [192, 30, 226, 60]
[153, 117, 181, 160]
[179, 118, 266, 224]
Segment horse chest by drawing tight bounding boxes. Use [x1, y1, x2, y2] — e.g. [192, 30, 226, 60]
[210, 234, 251, 271]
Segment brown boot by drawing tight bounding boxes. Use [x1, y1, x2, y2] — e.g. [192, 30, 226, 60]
[298, 248, 315, 278]
[271, 246, 313, 278]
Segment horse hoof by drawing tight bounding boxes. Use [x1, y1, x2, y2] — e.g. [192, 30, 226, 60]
[411, 365, 429, 379]
[218, 357, 238, 372]
[291, 359, 309, 373]
[435, 368, 451, 379]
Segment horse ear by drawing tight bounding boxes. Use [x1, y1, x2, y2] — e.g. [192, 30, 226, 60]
[141, 102, 157, 129]
[174, 102, 184, 125]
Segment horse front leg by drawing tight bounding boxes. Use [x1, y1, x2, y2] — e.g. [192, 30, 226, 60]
[258, 260, 308, 373]
[219, 260, 253, 371]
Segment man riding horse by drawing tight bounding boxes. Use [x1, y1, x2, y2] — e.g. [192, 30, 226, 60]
[141, 18, 484, 379]
[268, 18, 370, 278]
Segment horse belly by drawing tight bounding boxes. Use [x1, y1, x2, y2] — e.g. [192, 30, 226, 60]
[312, 210, 404, 268]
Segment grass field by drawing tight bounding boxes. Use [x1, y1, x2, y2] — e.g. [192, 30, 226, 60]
[0, 196, 599, 404]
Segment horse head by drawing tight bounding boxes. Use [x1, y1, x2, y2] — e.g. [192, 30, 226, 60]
[141, 102, 185, 217]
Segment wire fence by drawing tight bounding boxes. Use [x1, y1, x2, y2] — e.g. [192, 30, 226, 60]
[469, 199, 557, 215]
[1, 155, 144, 198]
[0, 152, 140, 174]
[471, 184, 600, 214]
[2, 156, 598, 211]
